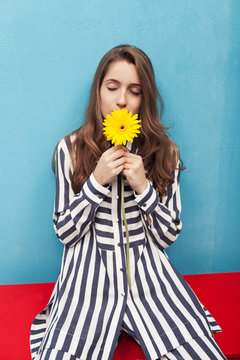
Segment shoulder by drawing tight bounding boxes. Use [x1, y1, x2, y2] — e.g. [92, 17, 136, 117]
[52, 132, 77, 174]
[56, 132, 77, 154]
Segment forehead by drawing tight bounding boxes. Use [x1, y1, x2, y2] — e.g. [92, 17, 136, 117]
[104, 60, 141, 84]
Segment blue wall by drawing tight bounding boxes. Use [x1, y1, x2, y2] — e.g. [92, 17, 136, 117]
[0, 0, 239, 285]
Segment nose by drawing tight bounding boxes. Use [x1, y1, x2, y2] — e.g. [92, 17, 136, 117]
[116, 89, 127, 109]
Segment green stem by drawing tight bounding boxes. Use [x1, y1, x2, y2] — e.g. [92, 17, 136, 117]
[121, 175, 131, 290]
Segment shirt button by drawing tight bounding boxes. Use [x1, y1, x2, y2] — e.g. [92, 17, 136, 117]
[114, 218, 119, 222]
[116, 195, 119, 199]
[97, 195, 102, 199]
[143, 203, 147, 207]
[121, 292, 126, 297]
[117, 242, 121, 247]
[120, 268, 124, 272]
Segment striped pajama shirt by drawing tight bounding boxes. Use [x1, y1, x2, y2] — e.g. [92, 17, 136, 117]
[30, 135, 226, 360]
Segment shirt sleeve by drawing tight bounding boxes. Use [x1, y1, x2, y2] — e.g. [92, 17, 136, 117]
[134, 166, 182, 250]
[53, 138, 111, 247]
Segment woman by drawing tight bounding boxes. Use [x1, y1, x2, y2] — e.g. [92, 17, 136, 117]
[30, 45, 226, 360]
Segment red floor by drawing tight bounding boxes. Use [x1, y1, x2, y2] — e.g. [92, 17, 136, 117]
[0, 272, 239, 360]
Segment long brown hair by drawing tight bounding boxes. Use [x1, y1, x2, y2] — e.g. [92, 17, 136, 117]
[60, 45, 184, 196]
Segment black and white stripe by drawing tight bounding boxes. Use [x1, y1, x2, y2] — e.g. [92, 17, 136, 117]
[30, 135, 224, 360]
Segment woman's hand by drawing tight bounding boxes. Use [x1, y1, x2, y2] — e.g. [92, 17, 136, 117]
[122, 151, 148, 194]
[93, 145, 127, 186]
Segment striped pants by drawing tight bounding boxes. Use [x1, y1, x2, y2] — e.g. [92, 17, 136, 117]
[37, 333, 226, 360]
[36, 310, 227, 360]
[121, 310, 227, 360]
[37, 334, 226, 360]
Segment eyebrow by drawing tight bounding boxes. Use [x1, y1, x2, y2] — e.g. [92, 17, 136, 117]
[105, 79, 142, 87]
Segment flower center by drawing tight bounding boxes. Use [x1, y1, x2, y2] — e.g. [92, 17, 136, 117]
[120, 125, 125, 129]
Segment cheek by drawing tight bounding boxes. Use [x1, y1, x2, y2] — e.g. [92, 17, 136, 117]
[100, 89, 107, 115]
[132, 97, 142, 114]
[100, 88, 111, 109]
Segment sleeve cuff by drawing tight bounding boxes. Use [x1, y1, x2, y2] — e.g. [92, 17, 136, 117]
[76, 173, 111, 205]
[134, 180, 159, 214]
[89, 173, 111, 195]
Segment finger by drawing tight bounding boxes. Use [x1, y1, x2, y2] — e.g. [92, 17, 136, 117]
[121, 169, 127, 178]
[122, 169, 131, 179]
[114, 145, 127, 151]
[105, 148, 125, 162]
[110, 149, 126, 161]
[114, 164, 124, 176]
[123, 157, 136, 164]
[123, 163, 133, 170]
[124, 151, 137, 158]
[115, 145, 129, 155]
[105, 145, 121, 154]
[124, 154, 141, 163]
[124, 156, 141, 165]
[112, 156, 125, 168]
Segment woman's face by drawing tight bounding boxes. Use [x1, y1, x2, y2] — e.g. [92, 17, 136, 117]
[100, 60, 142, 118]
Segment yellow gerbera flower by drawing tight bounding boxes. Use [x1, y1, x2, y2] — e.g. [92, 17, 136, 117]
[103, 109, 141, 146]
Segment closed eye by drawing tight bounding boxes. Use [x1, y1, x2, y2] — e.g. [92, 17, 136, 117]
[130, 90, 141, 96]
[107, 87, 117, 91]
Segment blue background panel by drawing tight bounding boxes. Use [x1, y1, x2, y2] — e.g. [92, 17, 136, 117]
[0, 0, 239, 284]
